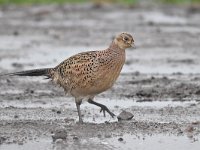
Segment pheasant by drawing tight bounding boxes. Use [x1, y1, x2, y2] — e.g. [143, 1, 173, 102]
[1, 32, 134, 123]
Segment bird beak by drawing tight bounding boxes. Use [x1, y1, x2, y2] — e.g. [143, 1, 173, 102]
[130, 43, 136, 49]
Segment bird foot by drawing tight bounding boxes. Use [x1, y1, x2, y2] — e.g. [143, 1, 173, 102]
[100, 105, 115, 118]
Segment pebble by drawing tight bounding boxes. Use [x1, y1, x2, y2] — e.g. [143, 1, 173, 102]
[0, 136, 7, 144]
[52, 129, 68, 142]
[13, 30, 19, 36]
[73, 136, 79, 140]
[192, 121, 200, 125]
[185, 126, 194, 132]
[12, 63, 23, 68]
[104, 133, 111, 138]
[117, 111, 134, 121]
[14, 115, 19, 119]
[56, 110, 61, 114]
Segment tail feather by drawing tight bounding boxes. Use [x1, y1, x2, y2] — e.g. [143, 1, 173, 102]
[1, 68, 52, 77]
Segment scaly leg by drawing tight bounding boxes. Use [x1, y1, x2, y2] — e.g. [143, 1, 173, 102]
[88, 98, 115, 118]
[75, 100, 83, 123]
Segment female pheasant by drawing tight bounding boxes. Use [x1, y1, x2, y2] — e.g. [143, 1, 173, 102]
[3, 32, 134, 123]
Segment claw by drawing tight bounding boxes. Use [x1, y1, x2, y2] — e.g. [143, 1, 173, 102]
[100, 108, 106, 117]
[109, 112, 115, 118]
[100, 106, 115, 118]
[88, 99, 115, 118]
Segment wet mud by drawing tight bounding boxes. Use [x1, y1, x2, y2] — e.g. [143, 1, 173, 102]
[0, 4, 200, 150]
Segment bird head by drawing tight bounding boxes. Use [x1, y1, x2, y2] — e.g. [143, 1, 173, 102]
[114, 32, 135, 49]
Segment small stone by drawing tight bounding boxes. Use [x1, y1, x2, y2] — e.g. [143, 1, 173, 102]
[105, 121, 110, 124]
[18, 141, 24, 145]
[192, 121, 200, 125]
[55, 139, 63, 143]
[73, 136, 79, 140]
[30, 90, 34, 94]
[14, 115, 19, 119]
[12, 63, 23, 68]
[52, 129, 68, 142]
[0, 136, 7, 144]
[118, 137, 123, 141]
[177, 129, 183, 135]
[195, 90, 200, 95]
[56, 110, 61, 114]
[97, 134, 102, 138]
[6, 79, 11, 83]
[104, 133, 111, 138]
[13, 30, 19, 36]
[133, 71, 140, 76]
[185, 126, 194, 132]
[24, 88, 34, 94]
[117, 111, 134, 121]
[148, 21, 154, 26]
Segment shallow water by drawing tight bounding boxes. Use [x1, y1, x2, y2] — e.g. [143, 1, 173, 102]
[142, 11, 187, 25]
[1, 45, 200, 74]
[1, 134, 199, 150]
[104, 134, 200, 150]
[0, 97, 197, 109]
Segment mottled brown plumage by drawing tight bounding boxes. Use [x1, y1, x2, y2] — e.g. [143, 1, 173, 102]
[3, 32, 134, 123]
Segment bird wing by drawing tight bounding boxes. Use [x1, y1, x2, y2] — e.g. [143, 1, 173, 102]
[54, 51, 100, 89]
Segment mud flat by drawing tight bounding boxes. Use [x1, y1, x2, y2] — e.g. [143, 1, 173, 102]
[0, 4, 200, 150]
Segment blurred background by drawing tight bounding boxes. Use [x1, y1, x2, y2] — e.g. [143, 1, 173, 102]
[1, 1, 200, 149]
[0, 0, 200, 5]
[0, 0, 200, 74]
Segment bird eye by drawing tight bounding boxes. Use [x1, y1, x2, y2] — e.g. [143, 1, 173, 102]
[124, 37, 128, 41]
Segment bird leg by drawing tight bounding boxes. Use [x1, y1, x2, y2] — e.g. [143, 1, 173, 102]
[88, 99, 115, 118]
[75, 101, 83, 123]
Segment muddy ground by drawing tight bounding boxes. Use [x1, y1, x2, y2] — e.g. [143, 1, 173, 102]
[0, 3, 200, 150]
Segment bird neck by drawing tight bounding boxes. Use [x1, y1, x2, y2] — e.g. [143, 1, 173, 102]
[108, 41, 125, 53]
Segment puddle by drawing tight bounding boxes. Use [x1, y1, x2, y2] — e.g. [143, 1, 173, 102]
[0, 97, 74, 109]
[0, 137, 111, 150]
[102, 134, 200, 150]
[0, 97, 197, 109]
[143, 12, 187, 25]
[0, 89, 24, 95]
[6, 19, 97, 28]
[0, 35, 39, 50]
[162, 26, 200, 34]
[0, 134, 199, 150]
[83, 98, 198, 109]
[0, 138, 52, 150]
[123, 47, 200, 74]
[0, 45, 104, 70]
[1, 40, 200, 74]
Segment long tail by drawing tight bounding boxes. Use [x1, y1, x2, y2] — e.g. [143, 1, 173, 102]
[1, 68, 52, 78]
